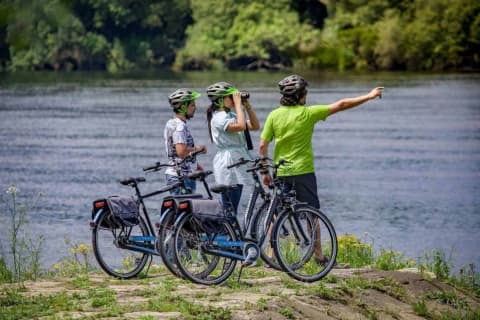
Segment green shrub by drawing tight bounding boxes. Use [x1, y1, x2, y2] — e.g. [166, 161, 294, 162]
[336, 234, 374, 267]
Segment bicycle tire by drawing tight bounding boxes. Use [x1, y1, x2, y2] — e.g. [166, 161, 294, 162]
[92, 210, 150, 279]
[272, 206, 337, 282]
[173, 213, 237, 285]
[156, 208, 183, 277]
[251, 202, 282, 270]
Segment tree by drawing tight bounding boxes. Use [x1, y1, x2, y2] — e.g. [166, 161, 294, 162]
[1, 0, 193, 71]
[174, 0, 320, 70]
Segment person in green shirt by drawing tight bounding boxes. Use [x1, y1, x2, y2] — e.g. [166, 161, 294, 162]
[259, 74, 383, 263]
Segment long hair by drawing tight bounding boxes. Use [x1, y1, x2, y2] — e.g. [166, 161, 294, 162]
[206, 98, 224, 142]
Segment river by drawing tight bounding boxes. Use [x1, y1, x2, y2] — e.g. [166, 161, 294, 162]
[1, 71, 479, 271]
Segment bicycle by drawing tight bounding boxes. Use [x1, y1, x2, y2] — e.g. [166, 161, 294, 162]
[227, 157, 281, 270]
[171, 158, 337, 284]
[90, 150, 210, 279]
[153, 162, 214, 278]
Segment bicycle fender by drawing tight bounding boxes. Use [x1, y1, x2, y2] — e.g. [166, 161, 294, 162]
[158, 208, 173, 226]
[92, 208, 105, 225]
[172, 211, 190, 229]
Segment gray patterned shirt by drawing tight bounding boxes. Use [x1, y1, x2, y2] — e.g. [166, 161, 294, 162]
[164, 117, 196, 176]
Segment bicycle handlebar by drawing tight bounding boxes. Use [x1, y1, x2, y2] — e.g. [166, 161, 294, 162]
[143, 149, 206, 173]
[187, 170, 213, 180]
[227, 157, 272, 169]
[227, 157, 251, 169]
[143, 162, 170, 173]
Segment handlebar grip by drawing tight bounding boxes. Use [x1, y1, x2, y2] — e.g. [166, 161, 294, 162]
[188, 170, 213, 180]
[143, 162, 161, 172]
[189, 148, 205, 158]
[227, 157, 249, 169]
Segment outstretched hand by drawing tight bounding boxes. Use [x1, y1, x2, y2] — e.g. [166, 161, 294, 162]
[368, 87, 384, 100]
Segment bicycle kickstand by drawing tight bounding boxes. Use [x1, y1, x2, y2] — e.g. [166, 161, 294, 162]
[237, 265, 245, 283]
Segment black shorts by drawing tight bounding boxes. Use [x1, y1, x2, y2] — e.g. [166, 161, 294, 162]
[279, 173, 320, 209]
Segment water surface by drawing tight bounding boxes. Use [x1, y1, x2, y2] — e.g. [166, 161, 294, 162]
[1, 71, 479, 270]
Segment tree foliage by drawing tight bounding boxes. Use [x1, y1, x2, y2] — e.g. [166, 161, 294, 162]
[309, 0, 480, 71]
[0, 0, 478, 72]
[174, 0, 320, 71]
[0, 0, 192, 71]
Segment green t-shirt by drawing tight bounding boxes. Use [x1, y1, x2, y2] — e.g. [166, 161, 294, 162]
[261, 104, 330, 177]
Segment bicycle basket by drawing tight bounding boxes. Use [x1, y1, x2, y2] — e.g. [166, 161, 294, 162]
[189, 199, 229, 234]
[106, 196, 140, 227]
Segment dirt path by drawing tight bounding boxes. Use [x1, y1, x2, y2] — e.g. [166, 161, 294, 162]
[3, 266, 479, 319]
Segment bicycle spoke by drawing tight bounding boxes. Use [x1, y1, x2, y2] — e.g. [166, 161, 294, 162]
[92, 211, 150, 279]
[273, 207, 337, 282]
[173, 214, 237, 285]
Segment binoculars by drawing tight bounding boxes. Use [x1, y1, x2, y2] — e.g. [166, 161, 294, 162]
[240, 91, 250, 100]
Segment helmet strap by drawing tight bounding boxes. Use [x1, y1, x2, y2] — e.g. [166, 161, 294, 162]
[214, 97, 225, 110]
[174, 101, 191, 119]
[181, 101, 190, 119]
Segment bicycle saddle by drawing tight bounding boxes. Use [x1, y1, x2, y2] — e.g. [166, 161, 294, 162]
[210, 184, 242, 194]
[170, 193, 203, 199]
[119, 177, 146, 186]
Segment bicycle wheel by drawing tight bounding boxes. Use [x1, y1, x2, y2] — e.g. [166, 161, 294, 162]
[173, 213, 237, 285]
[156, 208, 183, 277]
[251, 203, 282, 270]
[92, 210, 150, 279]
[272, 206, 337, 282]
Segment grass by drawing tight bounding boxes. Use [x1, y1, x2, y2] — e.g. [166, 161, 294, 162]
[412, 299, 433, 319]
[1, 196, 479, 320]
[305, 282, 338, 300]
[256, 297, 269, 311]
[148, 294, 231, 319]
[278, 306, 295, 319]
[0, 287, 82, 319]
[342, 276, 407, 301]
[426, 290, 468, 309]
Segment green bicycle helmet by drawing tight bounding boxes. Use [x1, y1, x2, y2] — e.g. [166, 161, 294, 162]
[206, 82, 239, 101]
[168, 88, 201, 109]
[278, 75, 308, 95]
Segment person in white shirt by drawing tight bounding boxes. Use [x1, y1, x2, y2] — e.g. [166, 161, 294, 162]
[164, 88, 206, 194]
[205, 82, 260, 212]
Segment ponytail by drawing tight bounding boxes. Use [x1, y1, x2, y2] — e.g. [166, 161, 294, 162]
[206, 104, 214, 142]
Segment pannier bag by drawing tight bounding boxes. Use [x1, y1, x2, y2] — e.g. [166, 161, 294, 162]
[92, 198, 120, 229]
[190, 199, 229, 234]
[106, 196, 140, 227]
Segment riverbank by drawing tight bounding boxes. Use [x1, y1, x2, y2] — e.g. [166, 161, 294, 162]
[1, 265, 479, 320]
